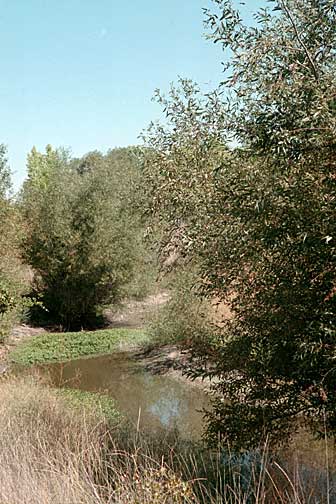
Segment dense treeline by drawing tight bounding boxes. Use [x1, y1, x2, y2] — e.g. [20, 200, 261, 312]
[0, 143, 153, 335]
[0, 146, 27, 343]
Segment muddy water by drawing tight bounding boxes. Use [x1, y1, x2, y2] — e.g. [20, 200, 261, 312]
[39, 353, 210, 439]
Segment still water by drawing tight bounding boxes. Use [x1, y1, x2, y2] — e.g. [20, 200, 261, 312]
[39, 352, 210, 439]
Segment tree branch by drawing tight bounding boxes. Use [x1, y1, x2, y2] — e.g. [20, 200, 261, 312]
[280, 0, 319, 81]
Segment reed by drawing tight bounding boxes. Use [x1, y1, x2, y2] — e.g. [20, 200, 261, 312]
[0, 376, 333, 503]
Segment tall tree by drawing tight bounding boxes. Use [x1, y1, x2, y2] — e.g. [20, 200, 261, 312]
[0, 144, 11, 199]
[0, 145, 24, 342]
[143, 0, 336, 448]
[22, 146, 141, 329]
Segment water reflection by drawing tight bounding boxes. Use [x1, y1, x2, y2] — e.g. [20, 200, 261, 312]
[39, 353, 210, 439]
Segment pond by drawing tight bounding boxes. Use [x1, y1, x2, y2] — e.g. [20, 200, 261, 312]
[37, 352, 211, 439]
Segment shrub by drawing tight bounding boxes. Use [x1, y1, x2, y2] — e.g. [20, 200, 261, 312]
[21, 146, 141, 329]
[142, 1, 336, 448]
[0, 145, 27, 343]
[149, 267, 214, 347]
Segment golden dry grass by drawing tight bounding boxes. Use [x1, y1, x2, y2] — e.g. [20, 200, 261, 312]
[0, 377, 107, 503]
[0, 376, 333, 503]
[0, 377, 196, 504]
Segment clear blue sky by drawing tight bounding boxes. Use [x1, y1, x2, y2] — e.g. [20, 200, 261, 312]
[0, 0, 265, 190]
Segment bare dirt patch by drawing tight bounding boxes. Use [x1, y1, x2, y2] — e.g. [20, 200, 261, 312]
[105, 291, 170, 329]
[9, 324, 46, 345]
[0, 325, 46, 370]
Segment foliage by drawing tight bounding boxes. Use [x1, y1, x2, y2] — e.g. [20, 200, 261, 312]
[0, 144, 11, 199]
[142, 0, 336, 449]
[26, 144, 69, 189]
[21, 146, 143, 329]
[10, 327, 149, 365]
[0, 145, 27, 343]
[101, 147, 158, 300]
[58, 388, 121, 424]
[149, 267, 213, 347]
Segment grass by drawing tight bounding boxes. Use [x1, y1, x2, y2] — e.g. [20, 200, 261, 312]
[0, 376, 110, 504]
[10, 327, 150, 366]
[0, 376, 333, 503]
[58, 388, 122, 424]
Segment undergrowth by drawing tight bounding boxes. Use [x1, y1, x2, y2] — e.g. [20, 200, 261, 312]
[0, 377, 336, 504]
[10, 327, 149, 365]
[0, 376, 334, 503]
[58, 388, 122, 424]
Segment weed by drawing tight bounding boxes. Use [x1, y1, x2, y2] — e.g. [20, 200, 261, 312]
[10, 327, 150, 365]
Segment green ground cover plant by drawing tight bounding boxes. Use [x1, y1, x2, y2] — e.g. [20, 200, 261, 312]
[58, 388, 121, 424]
[10, 328, 149, 366]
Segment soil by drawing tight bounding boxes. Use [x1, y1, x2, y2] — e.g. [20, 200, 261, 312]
[0, 291, 210, 390]
[105, 291, 170, 329]
[0, 292, 170, 369]
[0, 325, 46, 372]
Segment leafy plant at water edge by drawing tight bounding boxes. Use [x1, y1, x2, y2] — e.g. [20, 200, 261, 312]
[59, 388, 121, 424]
[10, 327, 149, 365]
[21, 146, 143, 329]
[142, 0, 336, 448]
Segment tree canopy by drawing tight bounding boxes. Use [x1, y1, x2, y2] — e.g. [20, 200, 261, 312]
[22, 146, 142, 329]
[0, 145, 26, 342]
[142, 0, 336, 448]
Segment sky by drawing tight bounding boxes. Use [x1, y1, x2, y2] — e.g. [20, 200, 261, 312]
[0, 0, 265, 190]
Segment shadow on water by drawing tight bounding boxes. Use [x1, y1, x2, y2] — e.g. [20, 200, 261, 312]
[17, 351, 336, 502]
[37, 352, 210, 440]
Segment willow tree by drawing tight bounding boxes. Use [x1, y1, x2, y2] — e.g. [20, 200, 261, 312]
[143, 0, 336, 448]
[22, 146, 140, 329]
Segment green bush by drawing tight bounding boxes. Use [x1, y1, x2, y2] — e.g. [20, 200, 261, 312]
[149, 268, 213, 347]
[0, 276, 18, 343]
[142, 1, 336, 448]
[21, 146, 142, 329]
[0, 145, 27, 343]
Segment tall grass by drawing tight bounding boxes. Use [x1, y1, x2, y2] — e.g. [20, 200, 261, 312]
[0, 376, 333, 503]
[0, 377, 106, 503]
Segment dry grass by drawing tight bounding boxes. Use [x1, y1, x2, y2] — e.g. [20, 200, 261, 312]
[0, 377, 107, 503]
[0, 376, 333, 503]
[0, 377, 196, 504]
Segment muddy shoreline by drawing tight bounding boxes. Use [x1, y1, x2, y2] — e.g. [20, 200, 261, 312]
[0, 292, 210, 391]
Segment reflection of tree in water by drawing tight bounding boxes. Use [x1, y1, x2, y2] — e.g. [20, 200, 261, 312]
[133, 373, 203, 436]
[120, 372, 187, 432]
[148, 396, 181, 428]
[45, 354, 208, 438]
